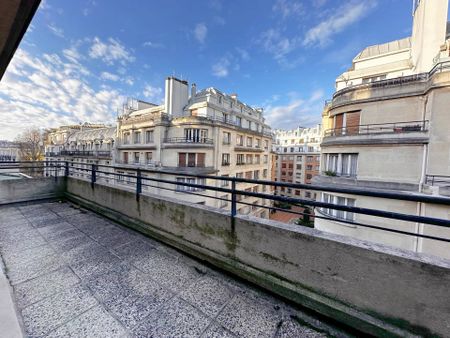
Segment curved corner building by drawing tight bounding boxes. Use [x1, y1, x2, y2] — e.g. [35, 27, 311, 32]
[315, 0, 450, 259]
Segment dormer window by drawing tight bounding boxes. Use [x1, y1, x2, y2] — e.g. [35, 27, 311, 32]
[218, 96, 222, 104]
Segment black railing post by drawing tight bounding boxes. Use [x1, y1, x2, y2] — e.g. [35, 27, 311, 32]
[231, 179, 237, 231]
[136, 168, 142, 201]
[91, 164, 96, 188]
[64, 161, 69, 177]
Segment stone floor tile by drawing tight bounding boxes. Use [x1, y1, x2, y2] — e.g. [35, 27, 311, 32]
[103, 275, 173, 329]
[2, 244, 55, 268]
[0, 233, 48, 254]
[60, 240, 108, 265]
[132, 297, 211, 338]
[49, 233, 94, 253]
[46, 305, 128, 338]
[134, 250, 200, 291]
[112, 239, 156, 261]
[29, 216, 65, 228]
[13, 266, 80, 308]
[6, 253, 65, 285]
[216, 294, 282, 338]
[21, 285, 98, 337]
[180, 275, 235, 317]
[69, 249, 121, 279]
[201, 322, 238, 338]
[0, 222, 34, 237]
[45, 228, 85, 242]
[94, 229, 140, 248]
[36, 222, 75, 238]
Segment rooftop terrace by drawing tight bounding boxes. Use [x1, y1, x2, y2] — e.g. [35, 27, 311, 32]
[0, 162, 449, 337]
[0, 201, 333, 337]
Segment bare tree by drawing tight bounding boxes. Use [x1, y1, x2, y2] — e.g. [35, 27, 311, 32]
[15, 128, 44, 161]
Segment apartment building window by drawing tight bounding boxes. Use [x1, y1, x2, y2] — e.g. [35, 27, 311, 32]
[222, 153, 230, 166]
[221, 175, 229, 187]
[178, 153, 205, 167]
[254, 170, 260, 179]
[145, 130, 154, 143]
[248, 121, 252, 130]
[236, 116, 242, 127]
[176, 177, 206, 192]
[290, 147, 294, 152]
[305, 191, 311, 198]
[307, 165, 313, 170]
[306, 174, 312, 180]
[281, 163, 286, 169]
[297, 164, 302, 170]
[264, 140, 269, 150]
[281, 171, 286, 176]
[245, 171, 252, 179]
[245, 154, 252, 164]
[236, 135, 244, 146]
[185, 128, 208, 142]
[307, 156, 313, 162]
[263, 169, 267, 178]
[321, 193, 355, 221]
[133, 152, 140, 164]
[223, 132, 231, 144]
[256, 139, 261, 148]
[123, 133, 130, 144]
[288, 163, 293, 169]
[308, 146, 314, 152]
[134, 132, 141, 144]
[252, 186, 258, 193]
[263, 155, 268, 164]
[237, 154, 245, 165]
[116, 171, 125, 184]
[145, 152, 152, 164]
[325, 153, 358, 177]
[236, 172, 243, 178]
[246, 137, 253, 147]
[255, 155, 260, 164]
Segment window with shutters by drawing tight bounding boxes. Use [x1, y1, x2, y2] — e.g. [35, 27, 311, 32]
[178, 153, 206, 167]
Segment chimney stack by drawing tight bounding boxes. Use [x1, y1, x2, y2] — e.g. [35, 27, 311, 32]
[191, 83, 197, 97]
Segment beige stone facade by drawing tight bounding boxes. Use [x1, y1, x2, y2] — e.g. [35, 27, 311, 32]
[315, 0, 450, 259]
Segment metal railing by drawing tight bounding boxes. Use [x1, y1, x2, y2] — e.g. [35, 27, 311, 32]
[332, 60, 450, 103]
[2, 161, 450, 245]
[426, 175, 450, 187]
[59, 150, 112, 157]
[163, 137, 213, 144]
[324, 120, 428, 137]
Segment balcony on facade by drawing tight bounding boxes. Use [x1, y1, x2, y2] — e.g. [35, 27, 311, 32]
[59, 150, 112, 158]
[322, 120, 429, 146]
[329, 61, 450, 109]
[162, 137, 214, 149]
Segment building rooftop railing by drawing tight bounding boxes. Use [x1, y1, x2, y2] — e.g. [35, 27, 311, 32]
[331, 60, 450, 105]
[426, 174, 450, 187]
[59, 150, 112, 157]
[323, 120, 429, 138]
[3, 161, 450, 246]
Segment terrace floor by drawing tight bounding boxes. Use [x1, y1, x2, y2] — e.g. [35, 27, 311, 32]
[0, 200, 337, 338]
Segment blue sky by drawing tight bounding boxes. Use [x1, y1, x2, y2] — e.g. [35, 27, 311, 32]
[0, 0, 433, 139]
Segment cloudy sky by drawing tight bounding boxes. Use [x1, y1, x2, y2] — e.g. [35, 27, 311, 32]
[0, 0, 424, 139]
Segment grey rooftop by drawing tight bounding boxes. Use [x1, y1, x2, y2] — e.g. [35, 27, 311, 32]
[0, 201, 332, 338]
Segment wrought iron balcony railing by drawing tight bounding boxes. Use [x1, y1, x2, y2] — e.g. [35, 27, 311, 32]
[163, 137, 213, 144]
[324, 120, 429, 138]
[59, 150, 112, 157]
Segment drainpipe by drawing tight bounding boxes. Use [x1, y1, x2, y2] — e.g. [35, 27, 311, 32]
[414, 96, 429, 252]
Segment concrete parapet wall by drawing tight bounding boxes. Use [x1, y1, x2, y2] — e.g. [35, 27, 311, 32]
[0, 177, 65, 204]
[62, 178, 450, 336]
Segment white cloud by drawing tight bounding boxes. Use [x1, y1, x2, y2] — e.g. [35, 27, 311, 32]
[0, 49, 124, 140]
[264, 91, 324, 130]
[303, 1, 377, 47]
[236, 47, 250, 61]
[88, 37, 135, 65]
[194, 23, 208, 44]
[142, 84, 162, 102]
[212, 57, 230, 78]
[142, 41, 164, 48]
[259, 29, 297, 61]
[100, 71, 119, 81]
[47, 24, 64, 38]
[272, 0, 304, 19]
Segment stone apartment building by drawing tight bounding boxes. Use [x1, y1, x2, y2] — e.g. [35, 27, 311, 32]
[273, 125, 321, 200]
[315, 0, 450, 259]
[0, 140, 20, 162]
[45, 77, 273, 218]
[44, 123, 115, 179]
